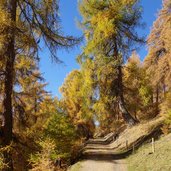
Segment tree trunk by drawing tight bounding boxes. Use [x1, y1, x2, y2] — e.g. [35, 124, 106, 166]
[2, 0, 17, 170]
[3, 59, 15, 171]
[33, 96, 38, 124]
[155, 84, 159, 116]
[113, 41, 138, 126]
[163, 83, 166, 98]
[117, 65, 138, 126]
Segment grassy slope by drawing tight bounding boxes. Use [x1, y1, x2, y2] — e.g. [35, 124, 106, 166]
[127, 133, 171, 171]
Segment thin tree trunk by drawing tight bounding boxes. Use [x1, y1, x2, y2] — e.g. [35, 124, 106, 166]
[155, 84, 159, 116]
[2, 0, 17, 170]
[33, 97, 38, 123]
[163, 83, 166, 98]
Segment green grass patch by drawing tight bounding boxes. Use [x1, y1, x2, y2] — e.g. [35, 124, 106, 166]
[127, 133, 171, 171]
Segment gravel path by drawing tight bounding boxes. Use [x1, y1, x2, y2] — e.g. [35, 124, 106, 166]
[68, 159, 127, 171]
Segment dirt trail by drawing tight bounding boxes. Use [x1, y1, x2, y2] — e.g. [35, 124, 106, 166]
[68, 159, 127, 171]
[68, 117, 163, 171]
[68, 141, 128, 171]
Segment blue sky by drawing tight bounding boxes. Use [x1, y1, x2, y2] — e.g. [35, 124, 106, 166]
[39, 0, 162, 98]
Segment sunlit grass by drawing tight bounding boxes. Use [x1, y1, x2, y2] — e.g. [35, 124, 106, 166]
[127, 133, 171, 171]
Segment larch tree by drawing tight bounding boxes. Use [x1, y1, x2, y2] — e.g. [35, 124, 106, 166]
[60, 69, 95, 139]
[13, 57, 49, 133]
[90, 55, 120, 130]
[124, 51, 153, 120]
[145, 0, 171, 114]
[79, 0, 144, 125]
[78, 56, 120, 131]
[0, 0, 80, 169]
[124, 52, 142, 120]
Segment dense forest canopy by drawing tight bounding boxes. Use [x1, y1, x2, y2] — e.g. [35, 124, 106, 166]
[0, 0, 171, 170]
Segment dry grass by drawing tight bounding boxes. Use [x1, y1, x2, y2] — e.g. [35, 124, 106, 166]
[83, 117, 164, 154]
[112, 116, 164, 151]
